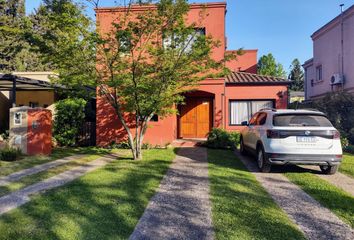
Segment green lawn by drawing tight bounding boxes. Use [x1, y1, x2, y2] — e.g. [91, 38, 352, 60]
[0, 147, 110, 177]
[285, 172, 354, 228]
[208, 149, 305, 240]
[0, 148, 175, 240]
[339, 153, 354, 178]
[0, 154, 101, 197]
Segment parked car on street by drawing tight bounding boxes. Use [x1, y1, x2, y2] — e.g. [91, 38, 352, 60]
[239, 108, 342, 174]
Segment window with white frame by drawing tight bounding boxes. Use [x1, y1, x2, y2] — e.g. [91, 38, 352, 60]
[229, 100, 274, 125]
[316, 65, 322, 81]
[163, 28, 205, 52]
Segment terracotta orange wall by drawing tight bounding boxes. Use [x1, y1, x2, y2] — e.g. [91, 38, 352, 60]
[96, 3, 226, 60]
[27, 109, 52, 155]
[224, 84, 288, 132]
[95, 3, 283, 146]
[95, 3, 227, 146]
[226, 50, 258, 73]
[96, 79, 224, 146]
[96, 96, 177, 146]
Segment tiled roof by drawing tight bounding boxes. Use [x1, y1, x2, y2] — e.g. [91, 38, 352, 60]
[226, 71, 291, 85]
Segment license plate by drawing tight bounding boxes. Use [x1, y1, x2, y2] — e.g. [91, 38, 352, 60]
[296, 136, 317, 143]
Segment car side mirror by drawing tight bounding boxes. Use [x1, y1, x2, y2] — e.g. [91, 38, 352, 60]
[241, 121, 248, 126]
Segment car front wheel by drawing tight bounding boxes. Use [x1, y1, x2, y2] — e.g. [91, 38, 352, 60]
[320, 165, 338, 175]
[257, 147, 271, 173]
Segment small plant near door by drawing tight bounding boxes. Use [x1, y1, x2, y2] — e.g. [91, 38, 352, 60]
[205, 128, 240, 150]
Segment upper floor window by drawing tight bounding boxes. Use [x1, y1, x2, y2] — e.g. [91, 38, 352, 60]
[316, 65, 322, 81]
[116, 30, 132, 54]
[163, 28, 205, 52]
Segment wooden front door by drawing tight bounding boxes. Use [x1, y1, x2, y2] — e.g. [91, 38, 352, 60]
[180, 98, 212, 138]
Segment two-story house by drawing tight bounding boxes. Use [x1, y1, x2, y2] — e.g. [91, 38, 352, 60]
[95, 2, 290, 146]
[303, 4, 354, 100]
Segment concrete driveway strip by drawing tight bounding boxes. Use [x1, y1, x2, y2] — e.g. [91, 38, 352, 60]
[130, 147, 214, 240]
[0, 155, 114, 215]
[0, 155, 86, 187]
[236, 152, 354, 240]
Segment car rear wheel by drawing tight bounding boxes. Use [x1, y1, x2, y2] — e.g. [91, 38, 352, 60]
[240, 138, 247, 155]
[257, 146, 271, 173]
[320, 165, 338, 175]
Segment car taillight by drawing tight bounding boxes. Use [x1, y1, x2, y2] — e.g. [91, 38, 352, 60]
[332, 130, 340, 139]
[267, 130, 281, 138]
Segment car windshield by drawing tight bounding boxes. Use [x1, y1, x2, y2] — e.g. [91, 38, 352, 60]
[273, 114, 333, 127]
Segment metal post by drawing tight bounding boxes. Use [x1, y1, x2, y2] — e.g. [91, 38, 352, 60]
[12, 75, 16, 107]
[340, 4, 345, 90]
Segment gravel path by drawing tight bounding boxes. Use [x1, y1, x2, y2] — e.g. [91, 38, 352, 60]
[129, 147, 214, 240]
[302, 166, 354, 196]
[0, 155, 86, 187]
[236, 152, 354, 240]
[0, 154, 116, 215]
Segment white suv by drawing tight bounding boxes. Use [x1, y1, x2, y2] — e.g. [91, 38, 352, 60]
[239, 109, 342, 174]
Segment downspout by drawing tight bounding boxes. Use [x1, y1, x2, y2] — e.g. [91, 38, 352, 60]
[223, 80, 226, 129]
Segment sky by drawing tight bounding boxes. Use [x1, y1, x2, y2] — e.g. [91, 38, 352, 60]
[25, 0, 354, 74]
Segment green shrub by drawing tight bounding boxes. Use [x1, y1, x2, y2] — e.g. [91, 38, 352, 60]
[294, 92, 354, 144]
[54, 98, 87, 146]
[142, 143, 153, 149]
[344, 145, 354, 154]
[109, 141, 155, 150]
[205, 128, 240, 150]
[341, 137, 349, 148]
[0, 147, 21, 161]
[229, 132, 241, 149]
[109, 141, 131, 149]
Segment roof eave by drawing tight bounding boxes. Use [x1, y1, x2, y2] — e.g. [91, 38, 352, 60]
[226, 81, 291, 86]
[95, 2, 227, 13]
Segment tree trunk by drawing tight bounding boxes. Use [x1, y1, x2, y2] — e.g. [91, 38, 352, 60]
[112, 107, 139, 160]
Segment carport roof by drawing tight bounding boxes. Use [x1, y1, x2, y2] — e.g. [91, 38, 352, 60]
[0, 74, 65, 90]
[226, 72, 291, 85]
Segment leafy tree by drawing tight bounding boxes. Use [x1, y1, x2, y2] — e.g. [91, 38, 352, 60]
[97, 0, 234, 159]
[29, 0, 96, 97]
[257, 53, 286, 78]
[0, 0, 49, 72]
[288, 58, 304, 91]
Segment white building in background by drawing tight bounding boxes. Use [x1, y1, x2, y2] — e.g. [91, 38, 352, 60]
[303, 4, 354, 100]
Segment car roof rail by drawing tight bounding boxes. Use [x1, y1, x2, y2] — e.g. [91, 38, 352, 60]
[297, 108, 320, 112]
[259, 108, 277, 112]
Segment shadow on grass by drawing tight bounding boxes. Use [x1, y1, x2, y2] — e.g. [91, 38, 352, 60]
[0, 147, 112, 178]
[285, 172, 354, 228]
[208, 149, 305, 240]
[0, 148, 175, 240]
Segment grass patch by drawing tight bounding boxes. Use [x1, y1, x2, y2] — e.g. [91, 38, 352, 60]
[0, 148, 175, 240]
[208, 149, 305, 240]
[339, 153, 354, 178]
[285, 172, 354, 228]
[0, 155, 101, 197]
[0, 147, 110, 178]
